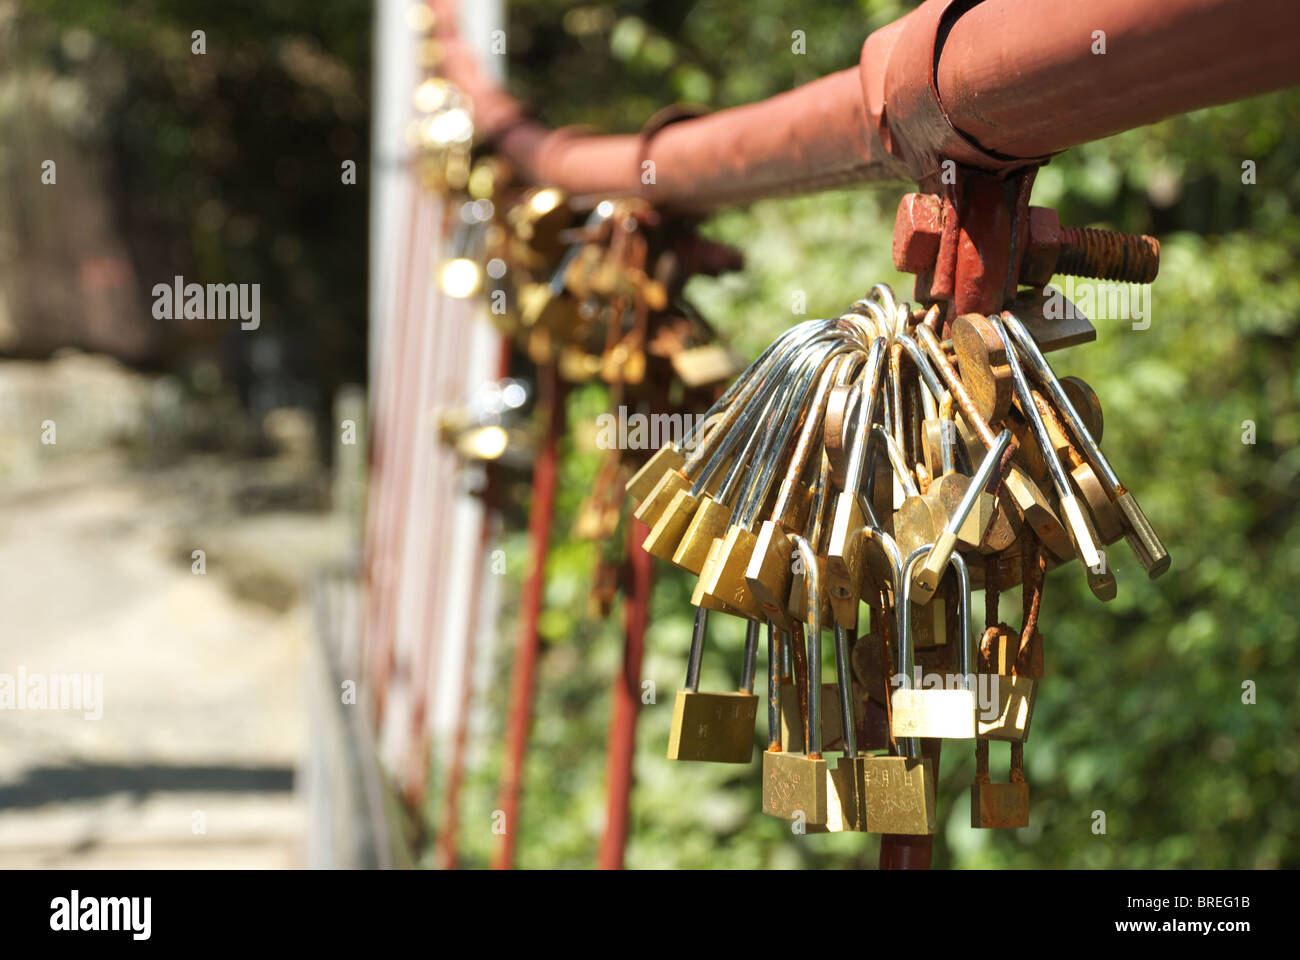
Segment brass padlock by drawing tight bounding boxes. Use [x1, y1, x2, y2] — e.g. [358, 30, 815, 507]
[690, 537, 752, 620]
[890, 548, 977, 740]
[625, 442, 685, 505]
[643, 448, 737, 569]
[762, 536, 829, 824]
[702, 342, 849, 618]
[828, 534, 938, 835]
[859, 754, 938, 834]
[971, 741, 1029, 829]
[666, 610, 758, 763]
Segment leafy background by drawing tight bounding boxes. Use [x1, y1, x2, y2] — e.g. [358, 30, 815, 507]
[444, 0, 1300, 869]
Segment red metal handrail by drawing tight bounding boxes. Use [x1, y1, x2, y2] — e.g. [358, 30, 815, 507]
[431, 0, 1300, 208]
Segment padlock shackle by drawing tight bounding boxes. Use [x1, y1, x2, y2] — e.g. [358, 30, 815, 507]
[989, 317, 1073, 501]
[990, 316, 1101, 569]
[870, 424, 920, 499]
[832, 623, 857, 758]
[766, 622, 780, 749]
[902, 545, 973, 688]
[1002, 311, 1168, 578]
[1001, 312, 1115, 490]
[684, 318, 831, 485]
[849, 298, 896, 347]
[769, 352, 861, 524]
[952, 430, 1011, 536]
[724, 348, 827, 511]
[684, 606, 709, 692]
[893, 332, 945, 417]
[842, 337, 888, 497]
[740, 620, 760, 694]
[792, 535, 823, 757]
[896, 545, 933, 761]
[705, 377, 786, 502]
[853, 525, 903, 598]
[738, 339, 855, 528]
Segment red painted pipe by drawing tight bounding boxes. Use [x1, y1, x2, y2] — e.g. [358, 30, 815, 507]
[429, 0, 1300, 208]
[937, 0, 1300, 161]
[492, 361, 565, 870]
[597, 517, 653, 870]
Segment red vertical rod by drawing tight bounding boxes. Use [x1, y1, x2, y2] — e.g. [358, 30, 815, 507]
[492, 361, 565, 870]
[879, 833, 932, 869]
[597, 517, 653, 870]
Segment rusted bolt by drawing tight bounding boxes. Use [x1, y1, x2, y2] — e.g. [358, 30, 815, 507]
[895, 194, 1160, 286]
[1021, 206, 1159, 285]
[892, 193, 943, 273]
[1058, 226, 1160, 284]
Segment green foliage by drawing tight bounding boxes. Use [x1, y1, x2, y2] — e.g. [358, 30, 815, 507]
[458, 3, 1300, 869]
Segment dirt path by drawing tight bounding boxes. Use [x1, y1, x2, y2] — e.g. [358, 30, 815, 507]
[0, 451, 345, 868]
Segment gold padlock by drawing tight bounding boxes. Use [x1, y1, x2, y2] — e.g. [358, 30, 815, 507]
[666, 609, 758, 763]
[827, 535, 938, 835]
[762, 536, 829, 824]
[642, 429, 738, 569]
[971, 741, 1029, 829]
[859, 754, 938, 834]
[701, 344, 847, 619]
[625, 443, 685, 505]
[890, 548, 977, 740]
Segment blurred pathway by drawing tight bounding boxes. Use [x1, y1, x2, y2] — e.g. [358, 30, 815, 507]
[0, 452, 346, 868]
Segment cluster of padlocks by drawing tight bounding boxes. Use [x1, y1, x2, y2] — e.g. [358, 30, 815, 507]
[626, 284, 1169, 832]
[412, 83, 735, 392]
[414, 77, 749, 615]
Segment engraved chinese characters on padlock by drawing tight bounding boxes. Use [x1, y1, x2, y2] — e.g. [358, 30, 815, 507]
[861, 754, 937, 835]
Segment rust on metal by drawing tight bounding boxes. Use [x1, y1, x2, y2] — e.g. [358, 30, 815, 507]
[1058, 227, 1160, 284]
